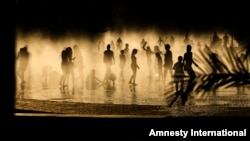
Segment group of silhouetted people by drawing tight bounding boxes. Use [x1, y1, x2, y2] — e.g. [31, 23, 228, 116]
[16, 39, 200, 95]
[17, 32, 239, 99]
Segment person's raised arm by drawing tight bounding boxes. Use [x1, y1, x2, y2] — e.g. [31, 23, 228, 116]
[142, 42, 147, 51]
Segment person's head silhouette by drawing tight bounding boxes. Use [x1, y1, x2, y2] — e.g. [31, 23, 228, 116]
[107, 44, 111, 50]
[165, 44, 170, 51]
[178, 56, 183, 62]
[120, 50, 124, 54]
[187, 44, 192, 52]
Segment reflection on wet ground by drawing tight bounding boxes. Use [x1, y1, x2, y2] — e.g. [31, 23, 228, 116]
[16, 80, 167, 105]
[16, 77, 250, 105]
[15, 71, 250, 117]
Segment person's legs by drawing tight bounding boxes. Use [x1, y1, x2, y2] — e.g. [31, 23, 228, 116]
[129, 67, 134, 84]
[180, 80, 184, 91]
[175, 82, 178, 93]
[133, 69, 137, 84]
[129, 67, 137, 84]
[187, 68, 196, 82]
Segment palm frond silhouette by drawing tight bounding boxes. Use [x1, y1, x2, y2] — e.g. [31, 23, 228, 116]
[166, 42, 250, 107]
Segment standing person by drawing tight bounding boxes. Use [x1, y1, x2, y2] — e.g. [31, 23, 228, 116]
[223, 33, 229, 48]
[16, 45, 30, 85]
[124, 43, 130, 64]
[116, 37, 123, 53]
[129, 49, 140, 85]
[181, 45, 199, 105]
[211, 31, 221, 49]
[163, 44, 173, 85]
[183, 44, 198, 82]
[153, 45, 162, 79]
[173, 56, 185, 93]
[103, 44, 115, 84]
[140, 38, 146, 50]
[157, 36, 165, 49]
[119, 50, 126, 82]
[142, 43, 154, 78]
[168, 56, 185, 107]
[60, 47, 75, 91]
[60, 47, 67, 89]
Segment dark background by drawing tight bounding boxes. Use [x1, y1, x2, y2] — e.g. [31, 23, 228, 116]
[15, 0, 250, 41]
[2, 0, 250, 139]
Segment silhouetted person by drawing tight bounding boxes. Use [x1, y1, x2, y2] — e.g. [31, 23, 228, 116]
[153, 45, 162, 77]
[155, 52, 163, 82]
[86, 69, 103, 89]
[60, 48, 67, 87]
[60, 47, 75, 91]
[119, 50, 126, 82]
[116, 37, 123, 53]
[173, 56, 185, 93]
[142, 43, 154, 77]
[183, 45, 198, 82]
[73, 44, 84, 89]
[163, 44, 173, 84]
[16, 45, 30, 85]
[211, 31, 221, 47]
[223, 33, 229, 48]
[168, 56, 185, 107]
[212, 32, 220, 42]
[124, 43, 130, 63]
[103, 44, 115, 84]
[129, 49, 140, 85]
[182, 45, 198, 105]
[157, 36, 165, 48]
[140, 38, 146, 50]
[154, 45, 161, 54]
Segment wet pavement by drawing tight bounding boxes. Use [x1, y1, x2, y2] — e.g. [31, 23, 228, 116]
[15, 77, 250, 117]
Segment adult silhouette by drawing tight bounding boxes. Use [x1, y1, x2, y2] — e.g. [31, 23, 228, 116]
[129, 49, 140, 85]
[163, 44, 173, 85]
[103, 44, 115, 84]
[16, 45, 30, 86]
[60, 47, 75, 92]
[183, 45, 198, 82]
[142, 43, 154, 78]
